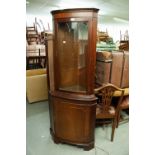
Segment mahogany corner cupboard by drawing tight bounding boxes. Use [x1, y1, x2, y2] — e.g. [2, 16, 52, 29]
[47, 8, 99, 150]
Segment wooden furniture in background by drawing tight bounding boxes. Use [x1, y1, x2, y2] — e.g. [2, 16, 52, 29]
[41, 31, 53, 44]
[26, 44, 46, 70]
[96, 51, 129, 89]
[47, 8, 99, 150]
[94, 84, 124, 141]
[26, 48, 46, 70]
[113, 87, 129, 127]
[119, 30, 129, 51]
[26, 55, 46, 70]
[116, 95, 129, 127]
[26, 24, 40, 45]
[119, 40, 129, 51]
[97, 31, 109, 42]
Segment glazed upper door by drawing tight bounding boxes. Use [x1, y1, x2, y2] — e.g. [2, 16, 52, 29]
[55, 20, 89, 93]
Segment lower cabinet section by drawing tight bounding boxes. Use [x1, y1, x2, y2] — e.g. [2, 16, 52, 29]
[48, 93, 97, 150]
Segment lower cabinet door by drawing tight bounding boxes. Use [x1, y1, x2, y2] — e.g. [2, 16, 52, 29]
[52, 97, 96, 143]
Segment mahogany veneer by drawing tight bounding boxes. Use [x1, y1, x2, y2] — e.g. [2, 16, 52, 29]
[47, 8, 99, 150]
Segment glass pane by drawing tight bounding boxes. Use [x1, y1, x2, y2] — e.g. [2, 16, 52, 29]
[57, 21, 88, 92]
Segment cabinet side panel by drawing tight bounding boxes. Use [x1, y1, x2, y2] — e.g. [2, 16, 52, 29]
[46, 37, 55, 91]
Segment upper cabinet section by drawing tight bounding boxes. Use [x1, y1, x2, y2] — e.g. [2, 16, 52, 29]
[56, 21, 88, 92]
[51, 8, 99, 94]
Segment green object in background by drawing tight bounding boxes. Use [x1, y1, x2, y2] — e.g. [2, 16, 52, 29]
[96, 41, 117, 51]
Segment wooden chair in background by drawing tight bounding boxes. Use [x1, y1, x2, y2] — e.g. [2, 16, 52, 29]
[113, 88, 129, 127]
[116, 95, 129, 128]
[94, 84, 124, 141]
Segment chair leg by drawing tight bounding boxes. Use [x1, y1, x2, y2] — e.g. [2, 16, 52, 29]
[116, 110, 121, 128]
[111, 118, 117, 141]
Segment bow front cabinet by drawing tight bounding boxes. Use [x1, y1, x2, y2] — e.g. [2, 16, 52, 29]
[47, 8, 99, 150]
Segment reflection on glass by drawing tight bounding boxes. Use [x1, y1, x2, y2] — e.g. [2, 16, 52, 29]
[57, 21, 88, 92]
